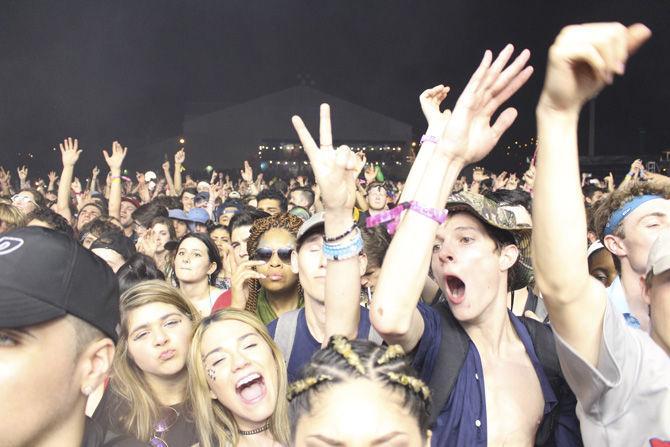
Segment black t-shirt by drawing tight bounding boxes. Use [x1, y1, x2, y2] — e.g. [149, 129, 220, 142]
[94, 390, 198, 447]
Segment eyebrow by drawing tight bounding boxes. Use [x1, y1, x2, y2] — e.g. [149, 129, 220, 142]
[129, 313, 182, 335]
[202, 332, 258, 362]
[638, 212, 667, 222]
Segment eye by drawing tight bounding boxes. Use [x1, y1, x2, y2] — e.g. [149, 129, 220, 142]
[432, 243, 441, 253]
[164, 319, 181, 328]
[0, 332, 18, 347]
[212, 357, 226, 367]
[460, 236, 474, 244]
[133, 331, 149, 341]
[244, 343, 258, 350]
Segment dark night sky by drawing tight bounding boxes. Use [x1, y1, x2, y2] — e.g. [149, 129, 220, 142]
[0, 0, 668, 176]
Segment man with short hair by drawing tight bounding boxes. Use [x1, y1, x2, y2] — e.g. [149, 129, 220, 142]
[532, 21, 669, 444]
[641, 231, 670, 355]
[119, 196, 140, 239]
[288, 186, 315, 212]
[0, 226, 119, 447]
[257, 188, 287, 216]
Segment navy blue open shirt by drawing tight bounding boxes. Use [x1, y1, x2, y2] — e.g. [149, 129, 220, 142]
[412, 303, 582, 446]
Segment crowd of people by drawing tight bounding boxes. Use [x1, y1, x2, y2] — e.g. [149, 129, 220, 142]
[0, 21, 668, 447]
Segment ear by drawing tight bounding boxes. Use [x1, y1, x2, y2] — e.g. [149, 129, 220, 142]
[640, 274, 652, 305]
[207, 261, 217, 276]
[210, 388, 218, 400]
[603, 234, 626, 258]
[499, 244, 519, 273]
[78, 338, 115, 397]
[358, 253, 368, 278]
[290, 249, 299, 274]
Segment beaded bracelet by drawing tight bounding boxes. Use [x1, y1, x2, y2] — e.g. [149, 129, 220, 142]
[323, 232, 364, 261]
[324, 222, 357, 243]
[366, 201, 448, 235]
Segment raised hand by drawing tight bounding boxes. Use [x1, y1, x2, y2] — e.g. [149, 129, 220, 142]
[17, 166, 28, 181]
[291, 104, 364, 212]
[419, 84, 452, 133]
[71, 177, 82, 194]
[437, 45, 533, 166]
[47, 171, 58, 184]
[522, 164, 536, 191]
[539, 23, 651, 114]
[492, 171, 509, 190]
[60, 137, 81, 167]
[174, 148, 186, 165]
[240, 160, 254, 182]
[472, 166, 489, 183]
[230, 260, 267, 309]
[103, 141, 127, 171]
[92, 166, 100, 178]
[364, 164, 376, 184]
[506, 172, 520, 190]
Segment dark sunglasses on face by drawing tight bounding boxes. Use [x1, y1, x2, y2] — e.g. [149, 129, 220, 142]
[253, 247, 294, 263]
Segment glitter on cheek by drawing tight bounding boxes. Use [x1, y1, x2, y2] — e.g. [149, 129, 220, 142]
[207, 368, 216, 381]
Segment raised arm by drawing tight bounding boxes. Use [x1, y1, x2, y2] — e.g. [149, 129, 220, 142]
[292, 104, 365, 343]
[56, 138, 82, 222]
[103, 141, 127, 220]
[162, 160, 176, 196]
[174, 148, 185, 194]
[533, 23, 651, 366]
[372, 45, 533, 351]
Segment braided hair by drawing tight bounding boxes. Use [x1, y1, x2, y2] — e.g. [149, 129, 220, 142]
[287, 336, 431, 442]
[244, 213, 304, 313]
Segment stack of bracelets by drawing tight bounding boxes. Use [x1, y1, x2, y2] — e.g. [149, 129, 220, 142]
[322, 222, 364, 261]
[366, 201, 448, 235]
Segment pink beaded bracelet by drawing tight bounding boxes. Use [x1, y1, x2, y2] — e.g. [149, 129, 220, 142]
[366, 201, 448, 235]
[420, 134, 439, 145]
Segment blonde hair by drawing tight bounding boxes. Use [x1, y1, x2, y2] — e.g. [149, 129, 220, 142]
[187, 309, 290, 447]
[0, 203, 27, 230]
[109, 280, 200, 441]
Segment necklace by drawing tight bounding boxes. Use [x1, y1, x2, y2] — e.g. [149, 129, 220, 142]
[238, 422, 269, 436]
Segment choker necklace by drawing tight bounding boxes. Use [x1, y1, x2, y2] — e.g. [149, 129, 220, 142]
[239, 422, 269, 436]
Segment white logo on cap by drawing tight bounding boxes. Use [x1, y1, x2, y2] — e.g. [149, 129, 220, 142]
[0, 237, 24, 255]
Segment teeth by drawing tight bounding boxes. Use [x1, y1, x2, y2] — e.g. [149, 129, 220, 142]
[237, 373, 261, 389]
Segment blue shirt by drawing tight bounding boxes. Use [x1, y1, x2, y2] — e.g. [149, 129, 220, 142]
[413, 303, 582, 446]
[267, 307, 375, 382]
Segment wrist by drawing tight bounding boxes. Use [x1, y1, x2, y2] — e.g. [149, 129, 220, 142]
[536, 95, 581, 120]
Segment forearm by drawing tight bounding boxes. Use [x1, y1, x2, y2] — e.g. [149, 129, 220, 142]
[355, 187, 368, 211]
[398, 127, 441, 203]
[57, 165, 74, 221]
[324, 209, 360, 344]
[164, 168, 176, 196]
[533, 103, 591, 302]
[372, 153, 462, 336]
[470, 180, 481, 194]
[89, 176, 98, 194]
[108, 170, 122, 219]
[174, 164, 182, 194]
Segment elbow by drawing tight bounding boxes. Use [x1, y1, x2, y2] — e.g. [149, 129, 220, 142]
[369, 305, 411, 340]
[534, 267, 592, 306]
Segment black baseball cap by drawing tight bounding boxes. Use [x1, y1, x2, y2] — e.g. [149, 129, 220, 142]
[90, 231, 137, 261]
[0, 227, 120, 341]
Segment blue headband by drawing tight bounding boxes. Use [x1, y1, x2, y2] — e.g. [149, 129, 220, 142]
[604, 195, 663, 236]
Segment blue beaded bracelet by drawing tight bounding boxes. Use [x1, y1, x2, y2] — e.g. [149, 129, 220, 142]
[323, 233, 364, 261]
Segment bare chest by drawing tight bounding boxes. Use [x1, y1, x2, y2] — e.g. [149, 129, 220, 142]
[480, 349, 545, 446]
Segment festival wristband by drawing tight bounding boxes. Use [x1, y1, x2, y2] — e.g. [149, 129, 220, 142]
[420, 135, 439, 145]
[366, 201, 448, 235]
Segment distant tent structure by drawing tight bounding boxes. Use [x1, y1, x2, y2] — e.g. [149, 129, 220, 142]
[137, 85, 412, 178]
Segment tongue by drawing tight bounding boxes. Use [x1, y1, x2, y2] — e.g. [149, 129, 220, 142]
[240, 381, 263, 402]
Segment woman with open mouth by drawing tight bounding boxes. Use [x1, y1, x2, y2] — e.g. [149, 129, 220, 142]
[92, 280, 200, 446]
[188, 309, 290, 447]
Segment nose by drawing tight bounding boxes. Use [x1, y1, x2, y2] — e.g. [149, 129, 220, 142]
[231, 351, 250, 373]
[153, 327, 169, 346]
[269, 251, 282, 267]
[437, 243, 455, 263]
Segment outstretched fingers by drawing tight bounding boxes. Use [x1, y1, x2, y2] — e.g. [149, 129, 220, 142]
[291, 115, 319, 161]
[490, 107, 519, 141]
[319, 103, 333, 148]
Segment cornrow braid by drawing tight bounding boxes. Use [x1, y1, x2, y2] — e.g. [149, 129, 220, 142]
[288, 337, 431, 443]
[287, 375, 333, 401]
[244, 213, 304, 314]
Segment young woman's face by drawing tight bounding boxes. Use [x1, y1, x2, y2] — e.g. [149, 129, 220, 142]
[126, 302, 193, 380]
[254, 228, 298, 294]
[152, 223, 172, 254]
[294, 378, 429, 447]
[210, 228, 231, 257]
[174, 237, 216, 284]
[200, 319, 279, 429]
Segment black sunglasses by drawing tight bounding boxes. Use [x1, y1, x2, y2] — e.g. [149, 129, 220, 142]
[253, 247, 294, 263]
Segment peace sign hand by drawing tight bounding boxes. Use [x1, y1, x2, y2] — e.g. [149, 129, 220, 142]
[291, 104, 363, 213]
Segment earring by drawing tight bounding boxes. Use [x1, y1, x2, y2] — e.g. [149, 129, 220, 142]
[82, 386, 93, 396]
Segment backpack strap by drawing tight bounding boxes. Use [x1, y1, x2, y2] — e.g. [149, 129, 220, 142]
[273, 308, 302, 365]
[367, 325, 384, 345]
[427, 300, 471, 426]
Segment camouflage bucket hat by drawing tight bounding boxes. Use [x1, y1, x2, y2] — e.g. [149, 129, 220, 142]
[446, 191, 533, 291]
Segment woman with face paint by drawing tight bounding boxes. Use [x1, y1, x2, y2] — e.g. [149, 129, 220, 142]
[188, 309, 290, 447]
[94, 280, 200, 446]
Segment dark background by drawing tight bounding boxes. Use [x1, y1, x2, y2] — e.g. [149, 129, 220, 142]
[0, 0, 668, 177]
